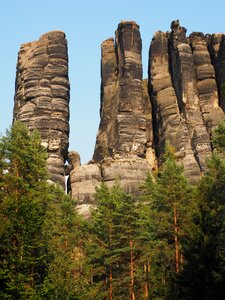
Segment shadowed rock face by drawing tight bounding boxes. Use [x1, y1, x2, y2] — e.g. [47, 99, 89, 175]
[169, 21, 212, 175]
[13, 31, 70, 187]
[149, 30, 201, 180]
[208, 34, 225, 112]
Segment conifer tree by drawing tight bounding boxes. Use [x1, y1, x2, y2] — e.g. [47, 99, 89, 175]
[85, 183, 118, 299]
[112, 187, 141, 300]
[86, 183, 144, 300]
[140, 147, 193, 299]
[40, 186, 87, 300]
[0, 122, 50, 298]
[212, 119, 225, 154]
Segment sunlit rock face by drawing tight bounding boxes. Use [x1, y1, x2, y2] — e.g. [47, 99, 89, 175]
[70, 21, 155, 216]
[149, 20, 224, 181]
[13, 31, 70, 187]
[70, 20, 225, 216]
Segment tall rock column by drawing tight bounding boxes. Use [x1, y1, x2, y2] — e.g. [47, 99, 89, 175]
[93, 21, 153, 161]
[92, 38, 119, 162]
[169, 21, 212, 173]
[114, 21, 148, 157]
[70, 21, 154, 216]
[13, 31, 70, 187]
[149, 30, 200, 180]
[189, 32, 224, 131]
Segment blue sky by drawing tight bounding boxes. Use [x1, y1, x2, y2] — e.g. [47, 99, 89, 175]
[1, 0, 225, 163]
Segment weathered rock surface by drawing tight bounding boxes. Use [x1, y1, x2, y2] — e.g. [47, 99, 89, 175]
[149, 30, 200, 180]
[13, 31, 70, 187]
[70, 20, 225, 215]
[93, 21, 153, 161]
[69, 152, 102, 218]
[190, 32, 224, 131]
[69, 155, 151, 217]
[169, 21, 212, 175]
[12, 22, 224, 215]
[70, 22, 153, 215]
[149, 21, 225, 181]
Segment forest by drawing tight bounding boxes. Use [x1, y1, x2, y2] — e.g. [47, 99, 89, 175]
[0, 120, 225, 300]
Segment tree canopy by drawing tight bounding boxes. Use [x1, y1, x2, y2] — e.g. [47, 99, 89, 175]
[1, 120, 225, 299]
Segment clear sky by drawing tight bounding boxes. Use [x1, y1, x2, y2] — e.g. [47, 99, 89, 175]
[1, 0, 225, 163]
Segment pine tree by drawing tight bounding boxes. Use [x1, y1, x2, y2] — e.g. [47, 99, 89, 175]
[40, 186, 87, 300]
[85, 183, 145, 300]
[0, 122, 50, 298]
[112, 187, 141, 300]
[85, 183, 118, 299]
[140, 147, 193, 299]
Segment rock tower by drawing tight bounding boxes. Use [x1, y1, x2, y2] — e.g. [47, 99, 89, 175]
[149, 21, 224, 181]
[69, 21, 155, 216]
[13, 31, 70, 187]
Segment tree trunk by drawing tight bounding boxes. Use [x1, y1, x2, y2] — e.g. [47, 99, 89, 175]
[174, 205, 179, 273]
[144, 260, 150, 299]
[130, 239, 135, 300]
[109, 224, 113, 300]
[109, 264, 113, 300]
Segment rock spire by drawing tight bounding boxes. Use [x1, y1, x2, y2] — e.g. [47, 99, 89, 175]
[13, 31, 70, 187]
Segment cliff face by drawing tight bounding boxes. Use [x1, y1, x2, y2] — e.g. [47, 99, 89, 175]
[70, 20, 224, 216]
[13, 31, 70, 187]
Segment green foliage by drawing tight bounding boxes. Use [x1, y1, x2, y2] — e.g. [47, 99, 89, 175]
[221, 83, 225, 100]
[84, 183, 144, 299]
[140, 146, 194, 299]
[0, 122, 50, 299]
[177, 121, 225, 300]
[212, 119, 225, 153]
[0, 122, 85, 299]
[40, 186, 87, 300]
[1, 121, 225, 299]
[177, 153, 225, 300]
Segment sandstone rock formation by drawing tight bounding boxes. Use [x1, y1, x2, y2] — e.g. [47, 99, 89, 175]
[12, 22, 225, 216]
[93, 21, 153, 161]
[149, 30, 201, 180]
[70, 20, 225, 215]
[190, 32, 224, 131]
[70, 21, 154, 215]
[149, 21, 224, 181]
[13, 31, 70, 187]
